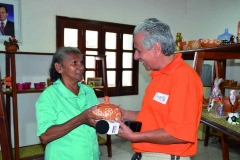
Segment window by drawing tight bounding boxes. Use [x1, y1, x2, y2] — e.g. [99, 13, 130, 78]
[56, 16, 139, 97]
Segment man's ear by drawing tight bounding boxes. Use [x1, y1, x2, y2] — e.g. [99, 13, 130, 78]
[153, 43, 162, 57]
[54, 63, 62, 73]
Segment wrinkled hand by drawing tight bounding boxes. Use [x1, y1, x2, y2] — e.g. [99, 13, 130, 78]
[115, 118, 135, 141]
[118, 106, 125, 121]
[81, 106, 104, 127]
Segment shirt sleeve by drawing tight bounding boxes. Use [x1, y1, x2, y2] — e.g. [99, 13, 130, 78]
[35, 88, 57, 136]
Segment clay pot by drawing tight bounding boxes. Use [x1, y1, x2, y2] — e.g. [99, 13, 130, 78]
[187, 40, 202, 50]
[201, 39, 221, 48]
[228, 80, 238, 87]
[220, 80, 229, 86]
[92, 96, 122, 120]
[178, 41, 188, 50]
[5, 45, 18, 52]
[223, 96, 239, 114]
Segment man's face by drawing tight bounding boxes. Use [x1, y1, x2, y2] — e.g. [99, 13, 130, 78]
[0, 7, 8, 21]
[133, 32, 155, 71]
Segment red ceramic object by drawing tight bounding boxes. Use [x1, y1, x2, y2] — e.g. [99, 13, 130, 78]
[34, 83, 41, 89]
[16, 83, 23, 90]
[178, 41, 187, 50]
[187, 40, 202, 50]
[92, 96, 122, 120]
[40, 82, 46, 89]
[201, 39, 221, 48]
[5, 45, 18, 52]
[223, 96, 239, 114]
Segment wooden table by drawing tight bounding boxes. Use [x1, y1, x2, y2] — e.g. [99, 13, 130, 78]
[201, 110, 240, 160]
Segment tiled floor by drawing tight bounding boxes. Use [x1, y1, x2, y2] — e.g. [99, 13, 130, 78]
[99, 137, 240, 160]
[33, 137, 240, 160]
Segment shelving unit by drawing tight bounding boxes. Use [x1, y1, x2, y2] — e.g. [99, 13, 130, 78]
[180, 43, 240, 160]
[0, 73, 13, 160]
[0, 50, 112, 159]
[180, 43, 240, 93]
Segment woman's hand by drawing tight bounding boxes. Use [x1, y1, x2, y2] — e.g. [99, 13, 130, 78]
[81, 106, 104, 127]
[118, 106, 126, 121]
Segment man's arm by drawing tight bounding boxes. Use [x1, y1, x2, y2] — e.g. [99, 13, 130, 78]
[122, 110, 139, 121]
[117, 120, 188, 144]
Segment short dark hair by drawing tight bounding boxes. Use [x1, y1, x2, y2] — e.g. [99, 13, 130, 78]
[0, 4, 8, 13]
[49, 47, 83, 81]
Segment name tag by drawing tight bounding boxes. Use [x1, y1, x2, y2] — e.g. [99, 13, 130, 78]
[153, 92, 169, 104]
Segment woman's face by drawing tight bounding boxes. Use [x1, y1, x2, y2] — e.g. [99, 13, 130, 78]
[56, 52, 84, 83]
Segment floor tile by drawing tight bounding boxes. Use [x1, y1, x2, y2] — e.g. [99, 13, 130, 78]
[33, 137, 240, 160]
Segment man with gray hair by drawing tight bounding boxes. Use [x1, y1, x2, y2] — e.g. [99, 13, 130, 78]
[116, 18, 203, 160]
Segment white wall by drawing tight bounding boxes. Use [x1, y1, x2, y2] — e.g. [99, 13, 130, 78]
[0, 0, 240, 147]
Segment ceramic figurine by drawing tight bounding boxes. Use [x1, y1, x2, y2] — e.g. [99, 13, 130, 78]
[230, 90, 236, 113]
[230, 90, 236, 105]
[175, 32, 182, 51]
[230, 35, 235, 44]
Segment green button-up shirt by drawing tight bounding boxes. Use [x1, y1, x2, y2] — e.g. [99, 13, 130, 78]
[36, 79, 99, 160]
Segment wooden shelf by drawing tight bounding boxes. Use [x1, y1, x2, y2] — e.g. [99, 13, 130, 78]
[180, 43, 240, 60]
[223, 86, 240, 90]
[3, 88, 45, 95]
[92, 86, 104, 89]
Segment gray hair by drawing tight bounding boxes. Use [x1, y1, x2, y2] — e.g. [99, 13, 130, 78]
[133, 18, 175, 56]
[49, 47, 83, 81]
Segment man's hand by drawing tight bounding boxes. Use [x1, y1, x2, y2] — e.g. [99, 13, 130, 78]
[115, 118, 137, 142]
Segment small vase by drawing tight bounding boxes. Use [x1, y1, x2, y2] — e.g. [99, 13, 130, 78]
[5, 45, 18, 52]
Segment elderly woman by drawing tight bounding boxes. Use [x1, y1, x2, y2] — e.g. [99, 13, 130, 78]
[35, 47, 103, 160]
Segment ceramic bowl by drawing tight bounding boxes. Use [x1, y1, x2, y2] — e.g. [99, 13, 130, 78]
[201, 39, 221, 48]
[23, 82, 31, 89]
[92, 96, 122, 120]
[187, 40, 202, 50]
[16, 83, 24, 90]
[34, 83, 41, 89]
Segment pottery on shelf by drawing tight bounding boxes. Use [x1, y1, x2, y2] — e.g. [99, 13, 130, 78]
[220, 79, 229, 86]
[178, 41, 188, 50]
[223, 96, 239, 114]
[201, 39, 221, 48]
[5, 45, 18, 52]
[228, 80, 238, 87]
[92, 96, 122, 120]
[187, 40, 202, 50]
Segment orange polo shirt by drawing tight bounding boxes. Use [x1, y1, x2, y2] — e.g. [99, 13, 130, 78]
[132, 53, 203, 156]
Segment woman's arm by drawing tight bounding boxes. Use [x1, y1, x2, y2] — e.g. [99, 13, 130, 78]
[40, 106, 103, 144]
